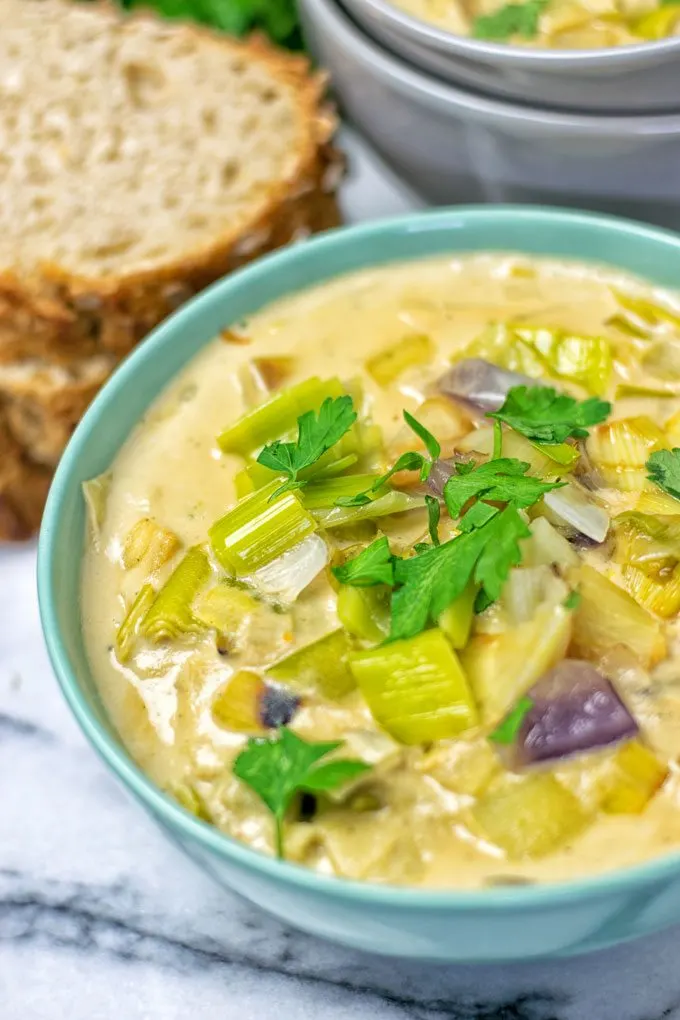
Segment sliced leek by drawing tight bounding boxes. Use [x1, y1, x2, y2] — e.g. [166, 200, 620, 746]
[140, 546, 211, 642]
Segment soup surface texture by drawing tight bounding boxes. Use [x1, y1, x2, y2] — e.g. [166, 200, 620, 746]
[390, 0, 680, 48]
[82, 253, 680, 889]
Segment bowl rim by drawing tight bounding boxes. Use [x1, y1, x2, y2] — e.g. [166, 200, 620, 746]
[306, 0, 680, 133]
[38, 205, 680, 911]
[340, 0, 680, 68]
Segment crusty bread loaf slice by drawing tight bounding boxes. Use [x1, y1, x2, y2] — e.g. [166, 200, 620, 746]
[0, 0, 343, 540]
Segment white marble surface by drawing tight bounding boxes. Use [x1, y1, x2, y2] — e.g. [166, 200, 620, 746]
[3, 130, 680, 1020]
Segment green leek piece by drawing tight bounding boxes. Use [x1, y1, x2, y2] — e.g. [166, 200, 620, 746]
[471, 773, 589, 859]
[437, 582, 476, 649]
[302, 474, 383, 510]
[140, 547, 211, 642]
[266, 629, 356, 699]
[612, 511, 680, 575]
[586, 415, 668, 491]
[366, 333, 434, 387]
[312, 490, 423, 529]
[192, 582, 261, 636]
[209, 481, 317, 576]
[217, 376, 345, 455]
[116, 583, 155, 662]
[536, 441, 580, 468]
[170, 782, 212, 822]
[336, 584, 390, 643]
[635, 4, 680, 39]
[612, 289, 680, 331]
[615, 383, 677, 400]
[82, 473, 111, 541]
[348, 629, 478, 744]
[464, 322, 612, 395]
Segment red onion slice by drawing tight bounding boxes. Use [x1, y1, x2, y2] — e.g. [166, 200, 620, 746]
[508, 660, 639, 768]
[438, 359, 538, 412]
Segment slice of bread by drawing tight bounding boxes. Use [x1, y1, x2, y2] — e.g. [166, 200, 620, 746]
[0, 0, 343, 540]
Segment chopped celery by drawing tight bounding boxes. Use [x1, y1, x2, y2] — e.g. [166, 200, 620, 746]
[622, 564, 680, 618]
[612, 289, 680, 331]
[209, 481, 317, 576]
[192, 583, 260, 636]
[212, 671, 266, 733]
[121, 517, 181, 572]
[337, 585, 390, 643]
[366, 333, 434, 387]
[313, 490, 423, 529]
[600, 740, 668, 813]
[458, 425, 574, 477]
[302, 474, 382, 510]
[586, 416, 668, 491]
[140, 547, 211, 642]
[116, 583, 155, 662]
[463, 322, 612, 395]
[217, 376, 344, 455]
[266, 629, 356, 700]
[438, 582, 476, 649]
[419, 737, 500, 797]
[636, 489, 680, 516]
[568, 563, 665, 668]
[349, 630, 478, 744]
[461, 604, 572, 723]
[471, 773, 589, 859]
[635, 4, 680, 39]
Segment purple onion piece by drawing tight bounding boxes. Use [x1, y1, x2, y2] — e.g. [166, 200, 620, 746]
[510, 660, 639, 768]
[437, 358, 538, 413]
[427, 459, 457, 498]
[259, 684, 300, 729]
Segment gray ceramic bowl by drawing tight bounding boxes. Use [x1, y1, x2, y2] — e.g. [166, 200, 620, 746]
[299, 0, 680, 229]
[340, 0, 680, 113]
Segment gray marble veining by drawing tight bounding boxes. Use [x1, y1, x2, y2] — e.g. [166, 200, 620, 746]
[3, 131, 680, 1020]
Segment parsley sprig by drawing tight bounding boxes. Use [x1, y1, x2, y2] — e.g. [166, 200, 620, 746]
[333, 536, 395, 587]
[257, 395, 357, 499]
[443, 457, 563, 518]
[647, 448, 680, 502]
[472, 0, 547, 40]
[488, 386, 611, 445]
[233, 728, 370, 858]
[489, 695, 535, 745]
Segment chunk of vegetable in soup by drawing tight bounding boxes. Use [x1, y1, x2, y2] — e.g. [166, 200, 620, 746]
[82, 254, 680, 888]
[389, 0, 680, 49]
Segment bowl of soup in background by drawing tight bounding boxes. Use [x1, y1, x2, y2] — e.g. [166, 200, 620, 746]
[338, 0, 680, 113]
[38, 205, 680, 962]
[298, 0, 680, 229]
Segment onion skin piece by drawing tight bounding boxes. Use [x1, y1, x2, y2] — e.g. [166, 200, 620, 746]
[437, 359, 536, 412]
[507, 660, 639, 768]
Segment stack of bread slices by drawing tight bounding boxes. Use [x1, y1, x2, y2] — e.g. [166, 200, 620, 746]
[0, 0, 342, 540]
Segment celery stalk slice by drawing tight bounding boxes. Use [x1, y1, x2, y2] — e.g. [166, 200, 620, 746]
[140, 547, 211, 642]
[302, 474, 382, 510]
[313, 490, 423, 529]
[209, 481, 317, 576]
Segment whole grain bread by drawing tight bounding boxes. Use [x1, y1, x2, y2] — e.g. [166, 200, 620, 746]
[0, 0, 342, 540]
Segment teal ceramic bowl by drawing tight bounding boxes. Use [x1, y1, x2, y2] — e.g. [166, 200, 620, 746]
[38, 207, 680, 962]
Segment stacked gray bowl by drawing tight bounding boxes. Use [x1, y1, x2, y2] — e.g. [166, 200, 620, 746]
[298, 0, 680, 228]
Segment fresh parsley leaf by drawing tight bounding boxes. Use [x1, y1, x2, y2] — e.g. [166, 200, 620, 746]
[647, 448, 680, 502]
[332, 536, 396, 587]
[425, 495, 441, 546]
[257, 395, 357, 499]
[233, 728, 370, 857]
[334, 451, 428, 508]
[443, 457, 563, 519]
[124, 0, 302, 47]
[472, 0, 547, 40]
[389, 505, 530, 641]
[404, 410, 441, 463]
[563, 590, 582, 611]
[489, 696, 535, 745]
[488, 386, 611, 445]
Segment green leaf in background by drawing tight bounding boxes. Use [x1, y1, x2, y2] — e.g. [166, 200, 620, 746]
[119, 0, 303, 47]
[472, 0, 548, 40]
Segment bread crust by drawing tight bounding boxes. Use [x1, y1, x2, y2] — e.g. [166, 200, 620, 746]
[0, 13, 344, 541]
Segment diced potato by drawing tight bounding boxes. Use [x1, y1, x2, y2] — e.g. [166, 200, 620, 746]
[349, 630, 478, 744]
[267, 629, 356, 700]
[387, 396, 472, 487]
[470, 773, 590, 859]
[122, 517, 181, 573]
[586, 416, 668, 491]
[366, 333, 434, 387]
[211, 670, 266, 733]
[521, 516, 580, 571]
[460, 604, 572, 724]
[600, 740, 669, 814]
[192, 583, 261, 639]
[419, 737, 500, 797]
[568, 564, 666, 668]
[458, 425, 574, 478]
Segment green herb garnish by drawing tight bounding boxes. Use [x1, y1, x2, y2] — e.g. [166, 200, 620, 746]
[488, 386, 611, 445]
[443, 457, 563, 519]
[257, 395, 357, 499]
[472, 0, 547, 40]
[563, 590, 582, 611]
[122, 0, 302, 48]
[425, 494, 441, 546]
[489, 696, 535, 745]
[332, 536, 396, 587]
[647, 448, 680, 502]
[233, 728, 370, 857]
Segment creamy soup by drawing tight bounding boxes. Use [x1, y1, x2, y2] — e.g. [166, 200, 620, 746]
[82, 254, 680, 889]
[391, 0, 680, 48]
